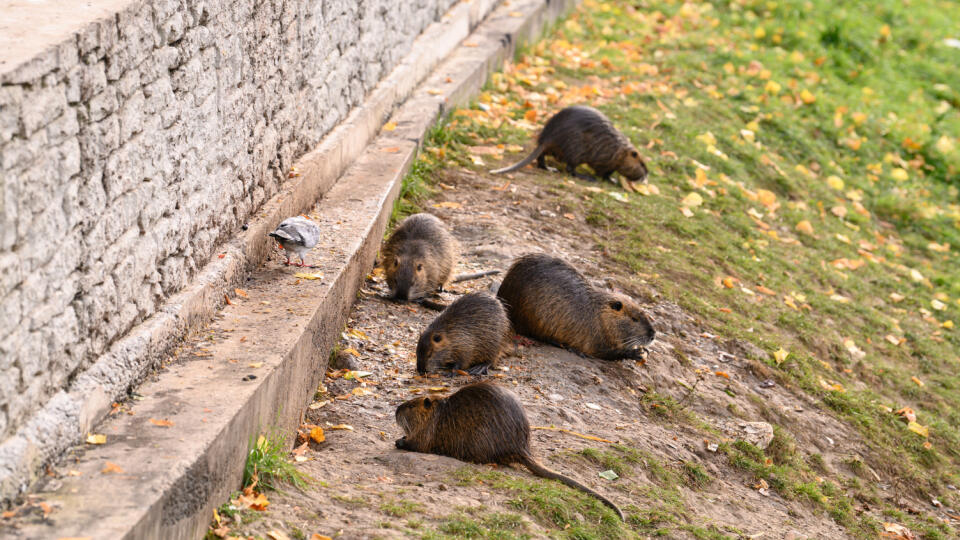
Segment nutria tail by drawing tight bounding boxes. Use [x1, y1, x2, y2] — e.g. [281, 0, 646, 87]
[490, 143, 547, 174]
[518, 454, 625, 520]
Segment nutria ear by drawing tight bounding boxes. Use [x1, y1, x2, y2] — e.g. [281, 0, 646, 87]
[610, 300, 623, 311]
[423, 397, 433, 408]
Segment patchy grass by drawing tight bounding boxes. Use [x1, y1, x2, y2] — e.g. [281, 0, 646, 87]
[244, 431, 310, 491]
[414, 0, 960, 536]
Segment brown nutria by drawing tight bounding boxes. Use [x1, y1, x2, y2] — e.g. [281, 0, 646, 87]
[381, 213, 459, 301]
[416, 292, 512, 375]
[490, 105, 648, 184]
[395, 382, 624, 520]
[496, 254, 655, 360]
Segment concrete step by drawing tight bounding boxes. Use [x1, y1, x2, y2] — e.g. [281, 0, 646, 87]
[7, 0, 578, 538]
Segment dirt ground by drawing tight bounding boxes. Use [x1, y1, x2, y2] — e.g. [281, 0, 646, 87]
[217, 167, 915, 539]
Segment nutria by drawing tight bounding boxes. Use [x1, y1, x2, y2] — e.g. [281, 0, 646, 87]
[269, 216, 321, 266]
[395, 382, 624, 520]
[496, 254, 655, 360]
[416, 292, 511, 375]
[381, 213, 459, 301]
[490, 105, 648, 184]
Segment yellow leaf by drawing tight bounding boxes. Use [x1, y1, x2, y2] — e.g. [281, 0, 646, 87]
[826, 175, 844, 190]
[942, 320, 954, 329]
[773, 348, 789, 364]
[328, 424, 354, 430]
[432, 201, 463, 209]
[382, 121, 397, 131]
[799, 89, 816, 104]
[911, 376, 924, 387]
[850, 112, 867, 125]
[795, 220, 814, 235]
[86, 434, 106, 445]
[754, 26, 766, 39]
[249, 362, 264, 368]
[721, 276, 736, 289]
[789, 50, 805, 63]
[909, 269, 924, 282]
[343, 347, 360, 357]
[346, 328, 368, 340]
[907, 421, 929, 437]
[681, 192, 704, 207]
[879, 24, 891, 38]
[764, 80, 782, 95]
[310, 427, 325, 443]
[695, 132, 717, 146]
[294, 272, 324, 280]
[756, 189, 777, 208]
[351, 387, 373, 396]
[149, 418, 174, 427]
[890, 168, 909, 182]
[931, 299, 946, 311]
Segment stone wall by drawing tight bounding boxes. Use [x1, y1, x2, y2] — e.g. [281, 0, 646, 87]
[0, 0, 459, 447]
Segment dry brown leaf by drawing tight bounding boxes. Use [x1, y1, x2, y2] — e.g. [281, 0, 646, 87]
[531, 426, 615, 444]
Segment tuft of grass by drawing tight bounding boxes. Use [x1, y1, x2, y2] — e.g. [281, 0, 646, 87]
[380, 499, 424, 517]
[244, 430, 310, 491]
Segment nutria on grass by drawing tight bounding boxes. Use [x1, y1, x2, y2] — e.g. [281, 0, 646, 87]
[496, 253, 655, 360]
[395, 382, 624, 520]
[416, 292, 511, 375]
[381, 213, 459, 301]
[491, 105, 648, 184]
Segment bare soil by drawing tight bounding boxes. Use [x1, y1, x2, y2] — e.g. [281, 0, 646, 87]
[221, 168, 901, 539]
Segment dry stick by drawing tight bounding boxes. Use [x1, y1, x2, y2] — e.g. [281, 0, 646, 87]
[531, 426, 615, 444]
[451, 269, 500, 283]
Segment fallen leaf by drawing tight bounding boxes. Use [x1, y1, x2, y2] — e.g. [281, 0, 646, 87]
[351, 387, 373, 396]
[149, 418, 174, 427]
[795, 220, 814, 235]
[885, 335, 902, 346]
[895, 407, 916, 423]
[382, 121, 397, 131]
[531, 426, 614, 443]
[294, 272, 324, 280]
[799, 89, 816, 104]
[382, 146, 401, 153]
[931, 299, 946, 311]
[721, 276, 736, 289]
[881, 522, 916, 540]
[343, 370, 372, 380]
[598, 470, 619, 480]
[773, 348, 789, 364]
[681, 192, 704, 207]
[86, 434, 106, 445]
[890, 168, 909, 182]
[328, 424, 354, 431]
[432, 201, 462, 209]
[310, 427, 325, 443]
[911, 376, 924, 387]
[889, 292, 905, 303]
[234, 289, 248, 298]
[907, 421, 929, 438]
[101, 462, 124, 474]
[267, 531, 291, 540]
[249, 362, 263, 368]
[715, 371, 730, 379]
[311, 535, 333, 540]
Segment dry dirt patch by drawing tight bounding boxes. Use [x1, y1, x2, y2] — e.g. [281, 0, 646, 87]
[210, 168, 891, 539]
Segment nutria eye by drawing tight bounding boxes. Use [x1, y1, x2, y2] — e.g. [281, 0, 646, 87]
[432, 334, 442, 343]
[423, 397, 432, 408]
[631, 150, 639, 158]
[393, 259, 398, 267]
[417, 263, 423, 271]
[610, 300, 623, 311]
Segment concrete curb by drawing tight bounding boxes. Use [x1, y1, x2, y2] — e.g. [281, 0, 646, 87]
[7, 0, 578, 538]
[0, 0, 503, 503]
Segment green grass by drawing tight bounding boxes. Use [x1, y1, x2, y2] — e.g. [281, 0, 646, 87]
[244, 430, 310, 491]
[406, 0, 960, 536]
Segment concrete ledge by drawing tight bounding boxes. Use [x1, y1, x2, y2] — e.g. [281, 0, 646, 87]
[0, 0, 503, 502]
[7, 0, 577, 538]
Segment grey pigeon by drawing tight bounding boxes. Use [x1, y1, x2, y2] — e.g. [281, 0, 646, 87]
[268, 216, 320, 267]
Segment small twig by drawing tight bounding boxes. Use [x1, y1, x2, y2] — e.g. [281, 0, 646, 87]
[677, 368, 707, 409]
[531, 426, 615, 444]
[451, 270, 500, 283]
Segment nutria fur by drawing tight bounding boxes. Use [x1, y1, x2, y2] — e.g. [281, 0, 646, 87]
[496, 254, 655, 360]
[382, 213, 459, 301]
[395, 382, 624, 520]
[416, 292, 511, 375]
[491, 105, 648, 183]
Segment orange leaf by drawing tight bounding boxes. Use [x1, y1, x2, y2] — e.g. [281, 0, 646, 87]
[382, 147, 401, 153]
[149, 418, 174, 427]
[911, 376, 924, 387]
[795, 220, 814, 235]
[382, 121, 397, 131]
[714, 371, 730, 379]
[309, 427, 325, 444]
[102, 462, 124, 474]
[234, 288, 248, 298]
[524, 109, 537, 122]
